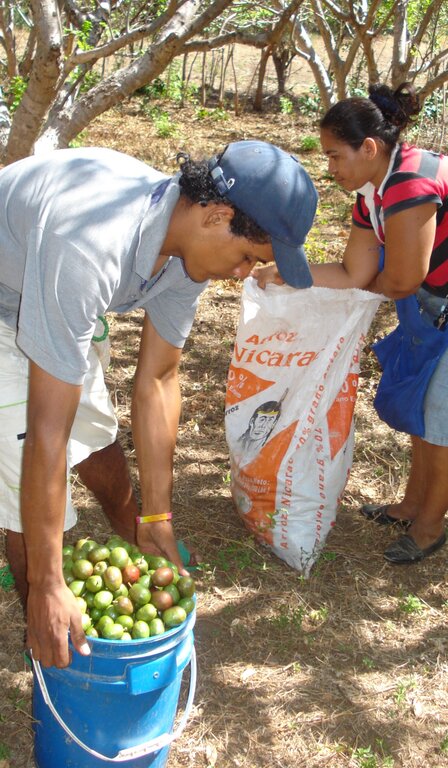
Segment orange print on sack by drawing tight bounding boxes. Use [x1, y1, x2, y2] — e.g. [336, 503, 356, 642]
[326, 373, 359, 459]
[226, 364, 275, 407]
[234, 421, 298, 545]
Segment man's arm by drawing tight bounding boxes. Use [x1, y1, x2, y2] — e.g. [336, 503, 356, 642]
[366, 203, 437, 298]
[23, 362, 90, 668]
[131, 313, 188, 575]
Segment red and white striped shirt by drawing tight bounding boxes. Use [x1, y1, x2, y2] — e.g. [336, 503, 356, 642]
[353, 142, 448, 296]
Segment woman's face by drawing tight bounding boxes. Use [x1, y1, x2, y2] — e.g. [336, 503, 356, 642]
[320, 128, 377, 191]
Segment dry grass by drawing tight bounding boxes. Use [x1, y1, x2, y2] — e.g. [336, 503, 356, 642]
[1, 97, 447, 768]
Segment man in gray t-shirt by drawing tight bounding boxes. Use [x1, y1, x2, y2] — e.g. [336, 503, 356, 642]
[0, 139, 317, 667]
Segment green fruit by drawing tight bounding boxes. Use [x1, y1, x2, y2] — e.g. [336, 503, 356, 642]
[93, 590, 114, 611]
[109, 546, 129, 569]
[177, 576, 195, 598]
[162, 606, 187, 628]
[72, 547, 90, 562]
[101, 622, 124, 640]
[62, 544, 75, 557]
[132, 620, 150, 639]
[138, 574, 151, 589]
[63, 568, 74, 586]
[163, 584, 180, 605]
[114, 596, 134, 616]
[113, 584, 129, 598]
[104, 565, 123, 591]
[129, 545, 142, 558]
[116, 614, 134, 631]
[131, 556, 149, 575]
[122, 632, 132, 642]
[93, 560, 108, 575]
[69, 580, 86, 597]
[96, 615, 114, 634]
[178, 597, 195, 615]
[85, 574, 104, 593]
[144, 555, 168, 570]
[74, 538, 90, 551]
[104, 605, 120, 620]
[72, 558, 94, 580]
[85, 626, 99, 638]
[106, 535, 124, 549]
[76, 596, 88, 614]
[81, 539, 98, 554]
[81, 613, 92, 631]
[88, 546, 111, 564]
[89, 607, 103, 623]
[128, 583, 151, 607]
[135, 603, 157, 623]
[84, 591, 96, 608]
[149, 618, 165, 636]
[166, 562, 180, 584]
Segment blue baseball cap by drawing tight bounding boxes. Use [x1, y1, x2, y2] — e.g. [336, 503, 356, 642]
[208, 140, 318, 288]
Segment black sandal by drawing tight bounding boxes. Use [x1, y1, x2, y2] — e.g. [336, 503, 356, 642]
[384, 531, 447, 564]
[359, 503, 411, 529]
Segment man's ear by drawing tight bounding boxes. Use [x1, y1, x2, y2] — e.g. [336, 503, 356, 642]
[202, 203, 234, 228]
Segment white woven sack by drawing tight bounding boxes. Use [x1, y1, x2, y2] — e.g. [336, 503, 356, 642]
[225, 278, 382, 574]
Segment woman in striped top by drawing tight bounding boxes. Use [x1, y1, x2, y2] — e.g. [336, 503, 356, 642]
[318, 82, 448, 565]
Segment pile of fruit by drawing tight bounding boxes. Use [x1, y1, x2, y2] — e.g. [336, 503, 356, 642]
[63, 536, 195, 641]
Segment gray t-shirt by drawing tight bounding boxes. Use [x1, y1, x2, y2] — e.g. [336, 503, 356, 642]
[0, 147, 207, 384]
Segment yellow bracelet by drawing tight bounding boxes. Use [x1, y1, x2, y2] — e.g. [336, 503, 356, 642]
[136, 512, 173, 524]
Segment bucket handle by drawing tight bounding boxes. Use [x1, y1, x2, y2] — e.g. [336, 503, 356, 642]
[32, 646, 197, 763]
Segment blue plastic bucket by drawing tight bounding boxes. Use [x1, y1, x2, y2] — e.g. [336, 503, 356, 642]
[32, 608, 196, 767]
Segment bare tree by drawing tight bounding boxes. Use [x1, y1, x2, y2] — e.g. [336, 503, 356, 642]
[0, 0, 306, 164]
[1, 0, 448, 164]
[290, 0, 448, 109]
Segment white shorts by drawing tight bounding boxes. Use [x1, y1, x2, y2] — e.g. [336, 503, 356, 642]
[0, 319, 118, 533]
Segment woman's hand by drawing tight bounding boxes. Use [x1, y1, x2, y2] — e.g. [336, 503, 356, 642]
[251, 264, 285, 289]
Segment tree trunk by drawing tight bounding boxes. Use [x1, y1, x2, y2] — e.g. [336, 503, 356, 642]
[391, 0, 409, 87]
[200, 51, 207, 106]
[292, 22, 335, 111]
[5, 0, 64, 163]
[180, 52, 188, 107]
[229, 47, 240, 115]
[361, 33, 381, 86]
[272, 49, 292, 95]
[0, 2, 18, 77]
[19, 25, 37, 78]
[253, 48, 270, 112]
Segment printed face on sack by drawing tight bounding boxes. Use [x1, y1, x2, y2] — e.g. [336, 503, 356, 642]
[238, 401, 281, 460]
[248, 410, 279, 442]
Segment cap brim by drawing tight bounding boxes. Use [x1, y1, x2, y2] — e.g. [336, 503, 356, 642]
[273, 239, 313, 289]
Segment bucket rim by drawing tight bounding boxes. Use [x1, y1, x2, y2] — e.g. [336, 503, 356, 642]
[70, 603, 196, 655]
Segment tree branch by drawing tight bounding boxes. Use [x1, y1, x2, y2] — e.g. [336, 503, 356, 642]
[6, 0, 64, 162]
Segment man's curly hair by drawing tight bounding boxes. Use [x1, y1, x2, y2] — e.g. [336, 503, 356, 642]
[177, 154, 270, 244]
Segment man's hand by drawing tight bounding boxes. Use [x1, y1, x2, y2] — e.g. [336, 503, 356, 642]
[136, 520, 189, 576]
[251, 264, 285, 289]
[27, 582, 90, 668]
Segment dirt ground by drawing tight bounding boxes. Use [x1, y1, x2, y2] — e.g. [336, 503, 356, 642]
[1, 82, 448, 768]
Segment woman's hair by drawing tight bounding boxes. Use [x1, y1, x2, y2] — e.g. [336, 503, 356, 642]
[176, 153, 270, 243]
[320, 82, 421, 149]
